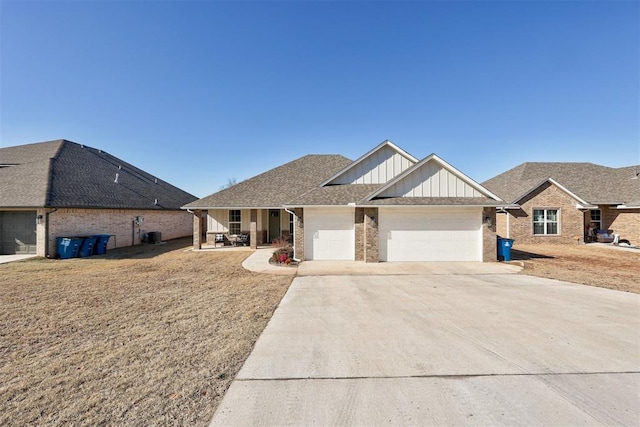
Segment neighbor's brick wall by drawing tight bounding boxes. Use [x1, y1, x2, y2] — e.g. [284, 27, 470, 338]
[482, 207, 497, 262]
[48, 208, 192, 257]
[496, 212, 508, 238]
[509, 182, 584, 245]
[603, 208, 640, 244]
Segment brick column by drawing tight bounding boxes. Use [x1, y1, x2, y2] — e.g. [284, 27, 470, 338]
[293, 208, 304, 260]
[482, 207, 497, 262]
[192, 209, 202, 250]
[364, 207, 379, 263]
[250, 209, 258, 249]
[354, 208, 365, 261]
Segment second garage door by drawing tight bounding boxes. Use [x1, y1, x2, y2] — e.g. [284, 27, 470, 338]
[304, 207, 355, 260]
[379, 208, 482, 262]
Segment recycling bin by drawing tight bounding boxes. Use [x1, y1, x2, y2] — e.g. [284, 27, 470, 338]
[497, 237, 515, 262]
[56, 237, 83, 259]
[93, 234, 111, 255]
[78, 236, 98, 257]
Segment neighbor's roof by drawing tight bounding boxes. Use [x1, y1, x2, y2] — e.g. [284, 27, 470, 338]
[483, 162, 640, 206]
[184, 154, 353, 209]
[0, 139, 196, 209]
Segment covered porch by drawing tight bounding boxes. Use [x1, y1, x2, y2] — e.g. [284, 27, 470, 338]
[190, 208, 294, 250]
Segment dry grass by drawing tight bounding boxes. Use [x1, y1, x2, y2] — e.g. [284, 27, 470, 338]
[0, 238, 293, 426]
[513, 243, 640, 294]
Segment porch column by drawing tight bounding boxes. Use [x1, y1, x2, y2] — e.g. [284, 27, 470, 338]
[293, 208, 304, 260]
[250, 209, 257, 249]
[192, 209, 202, 250]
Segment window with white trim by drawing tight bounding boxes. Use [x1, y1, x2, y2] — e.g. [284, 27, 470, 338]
[590, 209, 601, 231]
[533, 209, 559, 235]
[229, 210, 241, 235]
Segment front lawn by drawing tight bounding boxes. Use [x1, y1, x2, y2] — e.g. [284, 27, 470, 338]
[513, 243, 640, 293]
[0, 238, 293, 426]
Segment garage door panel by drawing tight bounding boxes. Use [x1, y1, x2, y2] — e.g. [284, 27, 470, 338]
[380, 209, 481, 262]
[304, 208, 355, 260]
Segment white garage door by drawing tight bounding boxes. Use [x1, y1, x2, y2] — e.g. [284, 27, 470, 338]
[304, 208, 355, 260]
[379, 208, 482, 262]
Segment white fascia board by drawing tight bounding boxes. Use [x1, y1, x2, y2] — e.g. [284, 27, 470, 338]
[614, 204, 640, 209]
[513, 177, 589, 206]
[365, 153, 503, 202]
[283, 204, 357, 209]
[182, 206, 284, 210]
[320, 140, 419, 187]
[576, 203, 599, 210]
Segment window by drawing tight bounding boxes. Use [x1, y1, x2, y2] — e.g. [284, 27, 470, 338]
[229, 210, 241, 235]
[533, 209, 559, 235]
[590, 209, 601, 231]
[289, 212, 294, 234]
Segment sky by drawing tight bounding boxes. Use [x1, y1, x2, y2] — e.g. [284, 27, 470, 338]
[1, 0, 638, 198]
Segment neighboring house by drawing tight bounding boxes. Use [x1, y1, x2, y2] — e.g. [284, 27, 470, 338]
[184, 141, 508, 262]
[483, 162, 640, 245]
[0, 139, 197, 257]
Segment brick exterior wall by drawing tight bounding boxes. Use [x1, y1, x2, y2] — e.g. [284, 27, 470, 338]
[482, 207, 497, 261]
[293, 208, 305, 260]
[354, 208, 365, 261]
[603, 208, 640, 244]
[192, 209, 202, 250]
[363, 207, 379, 263]
[505, 182, 584, 245]
[47, 208, 193, 257]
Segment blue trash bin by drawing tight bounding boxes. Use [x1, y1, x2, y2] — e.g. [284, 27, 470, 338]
[56, 237, 83, 259]
[497, 237, 514, 261]
[78, 236, 98, 257]
[93, 234, 111, 255]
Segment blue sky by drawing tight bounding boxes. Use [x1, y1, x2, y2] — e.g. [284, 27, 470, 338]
[1, 0, 638, 198]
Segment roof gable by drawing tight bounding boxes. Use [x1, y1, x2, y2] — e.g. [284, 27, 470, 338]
[322, 140, 418, 186]
[367, 154, 502, 201]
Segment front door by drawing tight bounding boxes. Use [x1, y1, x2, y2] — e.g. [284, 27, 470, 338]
[268, 209, 281, 242]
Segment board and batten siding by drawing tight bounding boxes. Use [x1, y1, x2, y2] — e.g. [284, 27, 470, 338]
[329, 145, 415, 185]
[207, 209, 255, 232]
[379, 161, 482, 198]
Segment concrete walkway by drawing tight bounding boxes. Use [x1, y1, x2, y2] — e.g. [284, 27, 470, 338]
[211, 273, 640, 426]
[0, 254, 38, 264]
[240, 248, 522, 276]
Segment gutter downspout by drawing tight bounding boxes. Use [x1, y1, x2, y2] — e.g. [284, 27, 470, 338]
[284, 207, 301, 262]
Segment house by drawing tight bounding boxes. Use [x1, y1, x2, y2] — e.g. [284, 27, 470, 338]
[0, 139, 197, 257]
[183, 141, 509, 262]
[482, 162, 640, 245]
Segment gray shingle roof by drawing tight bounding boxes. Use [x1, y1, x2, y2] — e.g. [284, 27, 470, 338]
[0, 140, 196, 209]
[482, 162, 640, 205]
[286, 184, 382, 206]
[184, 154, 353, 209]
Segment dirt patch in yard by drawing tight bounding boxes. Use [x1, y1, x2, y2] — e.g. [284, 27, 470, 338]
[0, 238, 293, 426]
[512, 243, 640, 294]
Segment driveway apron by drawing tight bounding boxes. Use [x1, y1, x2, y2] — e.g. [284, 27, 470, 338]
[211, 269, 640, 426]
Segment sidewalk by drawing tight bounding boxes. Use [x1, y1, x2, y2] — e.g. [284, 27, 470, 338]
[241, 248, 298, 276]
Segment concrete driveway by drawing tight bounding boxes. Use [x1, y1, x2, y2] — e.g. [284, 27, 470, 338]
[211, 269, 640, 425]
